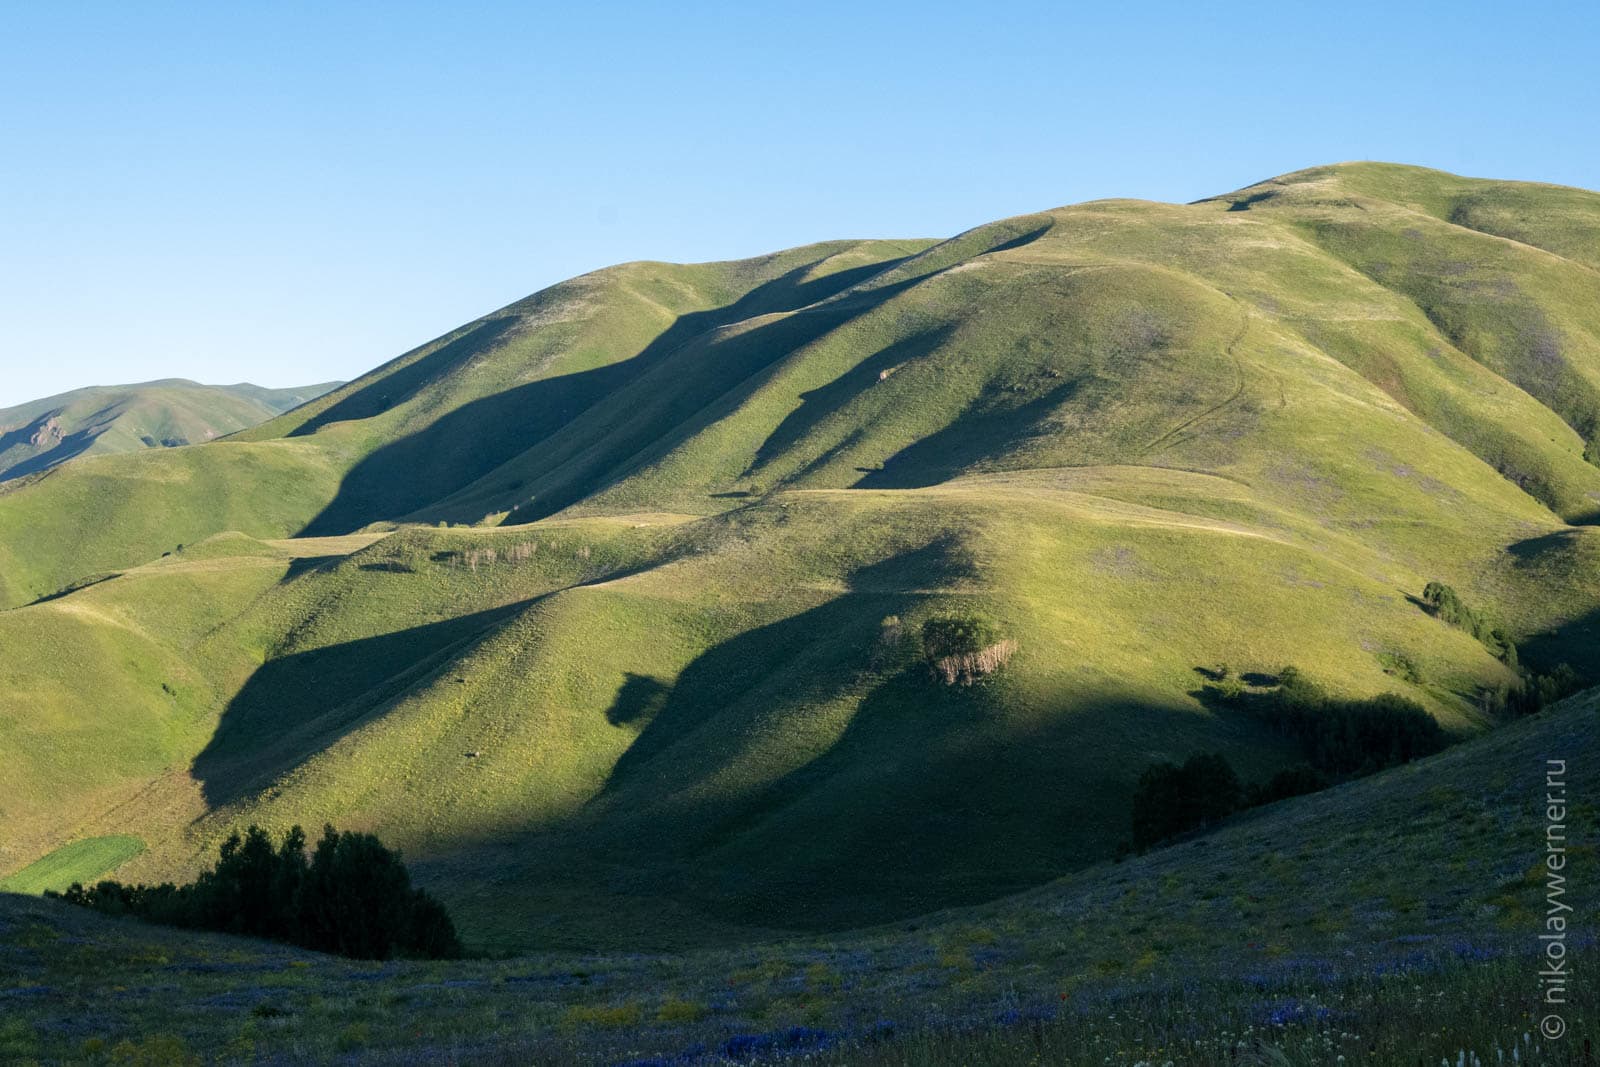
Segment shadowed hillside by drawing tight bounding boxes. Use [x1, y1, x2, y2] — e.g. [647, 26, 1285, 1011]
[3, 163, 1600, 952]
[2, 687, 1593, 1063]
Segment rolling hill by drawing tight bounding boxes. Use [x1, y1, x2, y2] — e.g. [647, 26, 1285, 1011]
[0, 378, 343, 482]
[2, 162, 1599, 953]
[3, 685, 1593, 1063]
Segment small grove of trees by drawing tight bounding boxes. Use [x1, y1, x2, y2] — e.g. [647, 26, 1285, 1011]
[1421, 581, 1516, 665]
[1131, 754, 1242, 849]
[920, 613, 1018, 685]
[1420, 581, 1584, 717]
[1131, 667, 1451, 851]
[1264, 667, 1446, 777]
[48, 825, 461, 960]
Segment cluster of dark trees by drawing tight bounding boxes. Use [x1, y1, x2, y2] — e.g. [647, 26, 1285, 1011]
[1130, 667, 1449, 850]
[49, 824, 461, 960]
[1421, 581, 1517, 664]
[1262, 667, 1446, 776]
[1130, 753, 1243, 850]
[1134, 578, 1593, 850]
[1422, 581, 1584, 716]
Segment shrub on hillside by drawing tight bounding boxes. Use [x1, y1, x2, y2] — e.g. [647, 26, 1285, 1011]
[920, 613, 1017, 685]
[50, 824, 461, 960]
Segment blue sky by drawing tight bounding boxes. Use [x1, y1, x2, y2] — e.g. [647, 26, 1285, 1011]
[1, 1, 1596, 407]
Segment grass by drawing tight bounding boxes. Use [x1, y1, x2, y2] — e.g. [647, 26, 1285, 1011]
[1, 162, 1599, 959]
[0, 688, 1591, 1063]
[0, 835, 144, 894]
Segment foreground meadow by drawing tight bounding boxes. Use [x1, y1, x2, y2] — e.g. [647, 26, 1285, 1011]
[4, 692, 1592, 1064]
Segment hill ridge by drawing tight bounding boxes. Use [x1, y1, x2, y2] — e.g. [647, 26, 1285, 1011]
[2, 162, 1599, 952]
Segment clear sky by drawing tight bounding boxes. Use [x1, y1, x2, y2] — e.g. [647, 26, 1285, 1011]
[2, 1, 1596, 407]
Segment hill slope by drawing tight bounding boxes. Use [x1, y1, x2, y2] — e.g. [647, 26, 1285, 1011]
[0, 378, 342, 482]
[3, 687, 1593, 1064]
[2, 163, 1599, 951]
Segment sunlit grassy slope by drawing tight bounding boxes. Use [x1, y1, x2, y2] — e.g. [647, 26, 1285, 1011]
[3, 163, 1600, 951]
[0, 378, 341, 482]
[0, 835, 144, 895]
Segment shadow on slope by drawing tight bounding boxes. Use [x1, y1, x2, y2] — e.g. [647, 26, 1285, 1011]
[743, 326, 957, 478]
[854, 378, 1088, 489]
[0, 415, 104, 481]
[596, 540, 964, 797]
[1517, 605, 1600, 681]
[297, 256, 916, 535]
[192, 601, 527, 805]
[529, 539, 1280, 937]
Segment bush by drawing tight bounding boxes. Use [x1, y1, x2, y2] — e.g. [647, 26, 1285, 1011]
[920, 613, 1016, 685]
[1131, 753, 1243, 849]
[921, 613, 1001, 659]
[51, 824, 461, 960]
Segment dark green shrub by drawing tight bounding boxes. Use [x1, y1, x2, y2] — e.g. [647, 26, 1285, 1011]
[920, 612, 1016, 685]
[1376, 650, 1423, 685]
[920, 613, 1001, 660]
[1420, 581, 1517, 664]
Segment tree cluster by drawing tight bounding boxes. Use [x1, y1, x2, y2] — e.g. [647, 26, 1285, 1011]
[1421, 581, 1516, 664]
[1130, 753, 1242, 849]
[1133, 666, 1452, 851]
[1263, 667, 1446, 777]
[920, 613, 1016, 685]
[49, 824, 461, 960]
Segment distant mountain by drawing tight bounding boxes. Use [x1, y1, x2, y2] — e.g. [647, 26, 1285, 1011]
[0, 378, 343, 481]
[2, 164, 1599, 952]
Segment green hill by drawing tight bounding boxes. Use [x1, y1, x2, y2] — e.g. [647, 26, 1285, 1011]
[2, 687, 1593, 1064]
[0, 378, 342, 482]
[2, 163, 1599, 953]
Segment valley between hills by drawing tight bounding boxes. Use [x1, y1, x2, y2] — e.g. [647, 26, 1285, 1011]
[2, 160, 1599, 1063]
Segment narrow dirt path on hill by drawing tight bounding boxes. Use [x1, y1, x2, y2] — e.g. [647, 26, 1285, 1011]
[1139, 294, 1251, 457]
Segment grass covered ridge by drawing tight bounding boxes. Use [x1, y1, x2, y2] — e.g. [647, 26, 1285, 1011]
[0, 378, 341, 483]
[2, 163, 1599, 953]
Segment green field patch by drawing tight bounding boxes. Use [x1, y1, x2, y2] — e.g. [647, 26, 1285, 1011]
[0, 836, 146, 894]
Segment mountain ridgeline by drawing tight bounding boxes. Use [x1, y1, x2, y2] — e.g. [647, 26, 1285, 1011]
[0, 378, 343, 482]
[2, 163, 1599, 951]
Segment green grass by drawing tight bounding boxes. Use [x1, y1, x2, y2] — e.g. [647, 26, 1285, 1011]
[2, 163, 1600, 956]
[0, 835, 144, 894]
[0, 689, 1592, 1063]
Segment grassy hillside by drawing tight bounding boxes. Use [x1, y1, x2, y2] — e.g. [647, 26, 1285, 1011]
[0, 378, 342, 482]
[2, 163, 1599, 954]
[2, 688, 1593, 1064]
